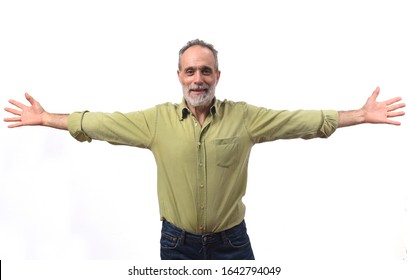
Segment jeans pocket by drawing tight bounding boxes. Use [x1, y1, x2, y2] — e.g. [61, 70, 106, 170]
[160, 232, 181, 249]
[226, 230, 251, 249]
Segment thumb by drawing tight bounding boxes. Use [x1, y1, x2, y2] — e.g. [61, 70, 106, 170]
[370, 86, 380, 101]
[25, 92, 36, 105]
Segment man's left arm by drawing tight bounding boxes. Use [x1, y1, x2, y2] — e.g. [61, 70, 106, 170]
[338, 87, 405, 128]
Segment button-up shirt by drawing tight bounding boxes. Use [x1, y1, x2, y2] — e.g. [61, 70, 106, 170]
[68, 98, 338, 234]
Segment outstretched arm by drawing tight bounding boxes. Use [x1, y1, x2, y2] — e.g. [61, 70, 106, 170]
[338, 87, 405, 128]
[4, 92, 68, 130]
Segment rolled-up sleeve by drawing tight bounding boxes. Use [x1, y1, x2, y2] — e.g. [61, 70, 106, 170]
[67, 108, 156, 148]
[245, 104, 339, 143]
[317, 110, 339, 138]
[68, 111, 92, 142]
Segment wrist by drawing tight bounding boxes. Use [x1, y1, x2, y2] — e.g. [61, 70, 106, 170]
[338, 109, 365, 127]
[353, 109, 366, 124]
[42, 112, 51, 126]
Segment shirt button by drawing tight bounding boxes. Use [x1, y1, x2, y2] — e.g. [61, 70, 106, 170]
[199, 162, 203, 167]
[197, 142, 201, 146]
[200, 184, 204, 188]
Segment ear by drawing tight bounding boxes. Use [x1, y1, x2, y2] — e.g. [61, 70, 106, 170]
[216, 70, 221, 85]
[177, 70, 181, 83]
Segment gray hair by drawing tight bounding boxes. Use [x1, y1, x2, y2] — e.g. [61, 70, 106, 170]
[178, 39, 219, 71]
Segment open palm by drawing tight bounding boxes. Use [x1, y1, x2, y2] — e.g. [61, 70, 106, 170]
[4, 93, 46, 128]
[362, 87, 405, 125]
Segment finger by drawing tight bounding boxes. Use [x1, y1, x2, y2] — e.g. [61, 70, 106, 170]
[25, 92, 36, 105]
[387, 102, 406, 112]
[7, 122, 24, 128]
[384, 96, 403, 106]
[386, 119, 401, 126]
[4, 107, 22, 116]
[387, 111, 405, 118]
[4, 117, 21, 122]
[8, 99, 26, 109]
[370, 86, 380, 100]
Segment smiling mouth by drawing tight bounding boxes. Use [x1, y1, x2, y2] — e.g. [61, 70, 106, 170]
[189, 89, 207, 94]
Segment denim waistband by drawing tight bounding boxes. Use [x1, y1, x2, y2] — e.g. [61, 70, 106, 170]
[162, 220, 246, 244]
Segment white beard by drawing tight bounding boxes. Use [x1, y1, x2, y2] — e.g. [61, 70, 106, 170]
[183, 84, 215, 107]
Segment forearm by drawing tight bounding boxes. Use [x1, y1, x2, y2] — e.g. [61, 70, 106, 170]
[42, 112, 69, 130]
[337, 109, 365, 128]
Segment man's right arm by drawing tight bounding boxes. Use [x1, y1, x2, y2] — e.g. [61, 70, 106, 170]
[4, 92, 68, 130]
[5, 93, 156, 148]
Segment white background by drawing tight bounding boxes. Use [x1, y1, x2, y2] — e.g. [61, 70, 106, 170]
[1, 0, 406, 276]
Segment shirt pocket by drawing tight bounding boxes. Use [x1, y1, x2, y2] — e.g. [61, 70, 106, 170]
[214, 137, 239, 168]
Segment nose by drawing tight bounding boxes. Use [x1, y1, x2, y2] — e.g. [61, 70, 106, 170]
[192, 71, 204, 84]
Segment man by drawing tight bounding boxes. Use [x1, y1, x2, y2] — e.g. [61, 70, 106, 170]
[4, 39, 405, 260]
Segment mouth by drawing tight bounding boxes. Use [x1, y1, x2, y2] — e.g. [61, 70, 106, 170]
[189, 89, 207, 94]
[189, 87, 208, 94]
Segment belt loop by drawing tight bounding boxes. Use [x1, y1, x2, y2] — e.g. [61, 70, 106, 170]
[221, 231, 228, 244]
[180, 230, 186, 245]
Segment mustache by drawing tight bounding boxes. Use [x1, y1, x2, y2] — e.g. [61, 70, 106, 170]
[188, 84, 209, 91]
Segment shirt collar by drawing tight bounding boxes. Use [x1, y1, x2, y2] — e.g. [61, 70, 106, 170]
[178, 98, 221, 121]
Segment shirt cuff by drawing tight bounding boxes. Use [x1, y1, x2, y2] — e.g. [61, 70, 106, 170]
[67, 111, 92, 142]
[319, 110, 339, 138]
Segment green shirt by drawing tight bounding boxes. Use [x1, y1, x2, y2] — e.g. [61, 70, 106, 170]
[68, 98, 338, 234]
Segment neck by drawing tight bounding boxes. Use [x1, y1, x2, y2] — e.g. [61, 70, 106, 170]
[187, 100, 214, 126]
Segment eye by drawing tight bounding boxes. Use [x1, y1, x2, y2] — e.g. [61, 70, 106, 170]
[201, 67, 212, 75]
[185, 68, 195, 76]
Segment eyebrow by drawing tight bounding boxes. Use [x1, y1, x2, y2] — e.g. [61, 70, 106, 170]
[184, 66, 214, 72]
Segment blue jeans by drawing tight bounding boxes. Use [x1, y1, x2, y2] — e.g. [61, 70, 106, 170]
[160, 220, 255, 260]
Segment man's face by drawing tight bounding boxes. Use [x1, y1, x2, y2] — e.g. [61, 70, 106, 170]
[178, 45, 221, 108]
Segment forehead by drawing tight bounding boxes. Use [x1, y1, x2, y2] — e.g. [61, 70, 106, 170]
[180, 45, 216, 69]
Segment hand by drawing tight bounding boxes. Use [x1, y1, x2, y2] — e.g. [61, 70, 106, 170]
[361, 87, 405, 125]
[4, 92, 46, 128]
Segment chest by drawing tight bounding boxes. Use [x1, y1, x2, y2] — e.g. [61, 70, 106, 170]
[152, 114, 251, 166]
